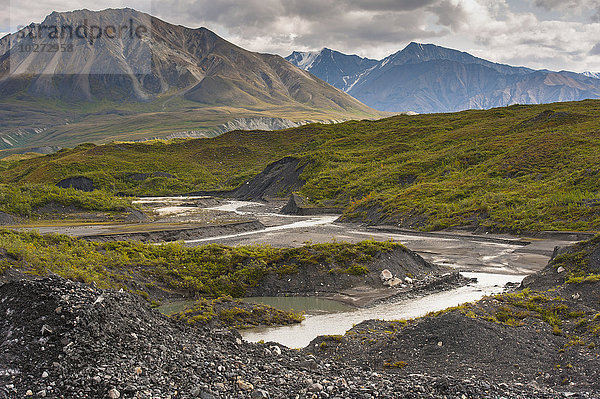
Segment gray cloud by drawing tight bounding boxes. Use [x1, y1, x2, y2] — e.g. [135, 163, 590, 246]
[534, 0, 600, 21]
[429, 0, 469, 31]
[590, 42, 600, 55]
[533, 0, 600, 10]
[535, 0, 584, 9]
[150, 0, 448, 58]
[4, 0, 600, 72]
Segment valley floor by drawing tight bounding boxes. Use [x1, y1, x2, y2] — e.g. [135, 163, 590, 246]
[1, 196, 599, 397]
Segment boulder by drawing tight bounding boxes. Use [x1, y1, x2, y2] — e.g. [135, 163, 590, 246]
[56, 176, 94, 192]
[124, 208, 149, 222]
[380, 269, 393, 281]
[280, 193, 307, 215]
[384, 277, 403, 287]
[280, 193, 343, 215]
[0, 211, 17, 225]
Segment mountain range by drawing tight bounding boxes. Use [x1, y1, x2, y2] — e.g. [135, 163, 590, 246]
[287, 43, 600, 114]
[3, 8, 600, 154]
[0, 8, 378, 153]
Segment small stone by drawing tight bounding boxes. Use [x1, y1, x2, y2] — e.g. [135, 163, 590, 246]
[25, 391, 33, 396]
[437, 341, 443, 347]
[108, 388, 120, 399]
[404, 276, 413, 284]
[270, 345, 282, 356]
[557, 266, 565, 273]
[41, 371, 48, 378]
[237, 379, 253, 391]
[308, 383, 323, 392]
[54, 307, 62, 314]
[92, 375, 102, 383]
[214, 383, 226, 391]
[37, 390, 47, 397]
[40, 325, 53, 335]
[299, 359, 318, 370]
[251, 389, 269, 398]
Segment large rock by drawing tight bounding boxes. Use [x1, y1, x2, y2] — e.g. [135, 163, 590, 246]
[0, 211, 17, 225]
[123, 208, 149, 222]
[379, 269, 393, 281]
[280, 193, 308, 215]
[232, 157, 307, 200]
[280, 193, 343, 216]
[384, 277, 403, 287]
[56, 176, 95, 192]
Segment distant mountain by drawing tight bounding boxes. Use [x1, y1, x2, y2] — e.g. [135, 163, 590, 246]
[287, 42, 600, 113]
[0, 9, 378, 152]
[286, 48, 378, 92]
[583, 71, 600, 79]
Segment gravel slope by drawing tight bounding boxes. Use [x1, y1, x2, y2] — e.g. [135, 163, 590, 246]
[0, 276, 580, 399]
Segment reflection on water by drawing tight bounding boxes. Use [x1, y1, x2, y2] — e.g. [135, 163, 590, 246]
[185, 215, 339, 244]
[244, 296, 353, 315]
[156, 300, 197, 315]
[204, 201, 262, 215]
[241, 272, 525, 349]
[156, 296, 352, 317]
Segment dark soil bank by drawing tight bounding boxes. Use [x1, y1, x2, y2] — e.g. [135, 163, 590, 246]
[81, 220, 265, 243]
[246, 245, 467, 305]
[192, 157, 308, 200]
[280, 194, 343, 215]
[0, 276, 580, 399]
[307, 237, 600, 396]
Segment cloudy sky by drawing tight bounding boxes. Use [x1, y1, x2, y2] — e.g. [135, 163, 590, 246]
[3, 0, 600, 72]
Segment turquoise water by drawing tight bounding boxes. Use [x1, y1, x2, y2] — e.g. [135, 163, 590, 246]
[241, 272, 526, 348]
[243, 296, 353, 315]
[156, 300, 197, 315]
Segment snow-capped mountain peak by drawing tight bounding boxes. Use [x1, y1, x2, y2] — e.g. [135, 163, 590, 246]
[583, 71, 600, 79]
[287, 49, 323, 70]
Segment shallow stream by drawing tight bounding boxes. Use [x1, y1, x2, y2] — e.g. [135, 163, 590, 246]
[139, 199, 566, 349]
[240, 272, 525, 348]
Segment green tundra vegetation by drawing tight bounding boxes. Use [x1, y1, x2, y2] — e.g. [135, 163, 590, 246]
[0, 230, 398, 298]
[2, 100, 600, 231]
[430, 235, 600, 342]
[327, 236, 600, 363]
[0, 184, 132, 217]
[171, 296, 305, 329]
[550, 235, 600, 284]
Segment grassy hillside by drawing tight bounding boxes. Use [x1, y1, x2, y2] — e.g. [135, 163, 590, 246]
[0, 230, 397, 298]
[0, 96, 379, 153]
[0, 184, 132, 217]
[3, 100, 600, 232]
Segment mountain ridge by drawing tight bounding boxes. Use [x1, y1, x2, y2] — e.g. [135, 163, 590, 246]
[0, 8, 380, 153]
[286, 43, 600, 113]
